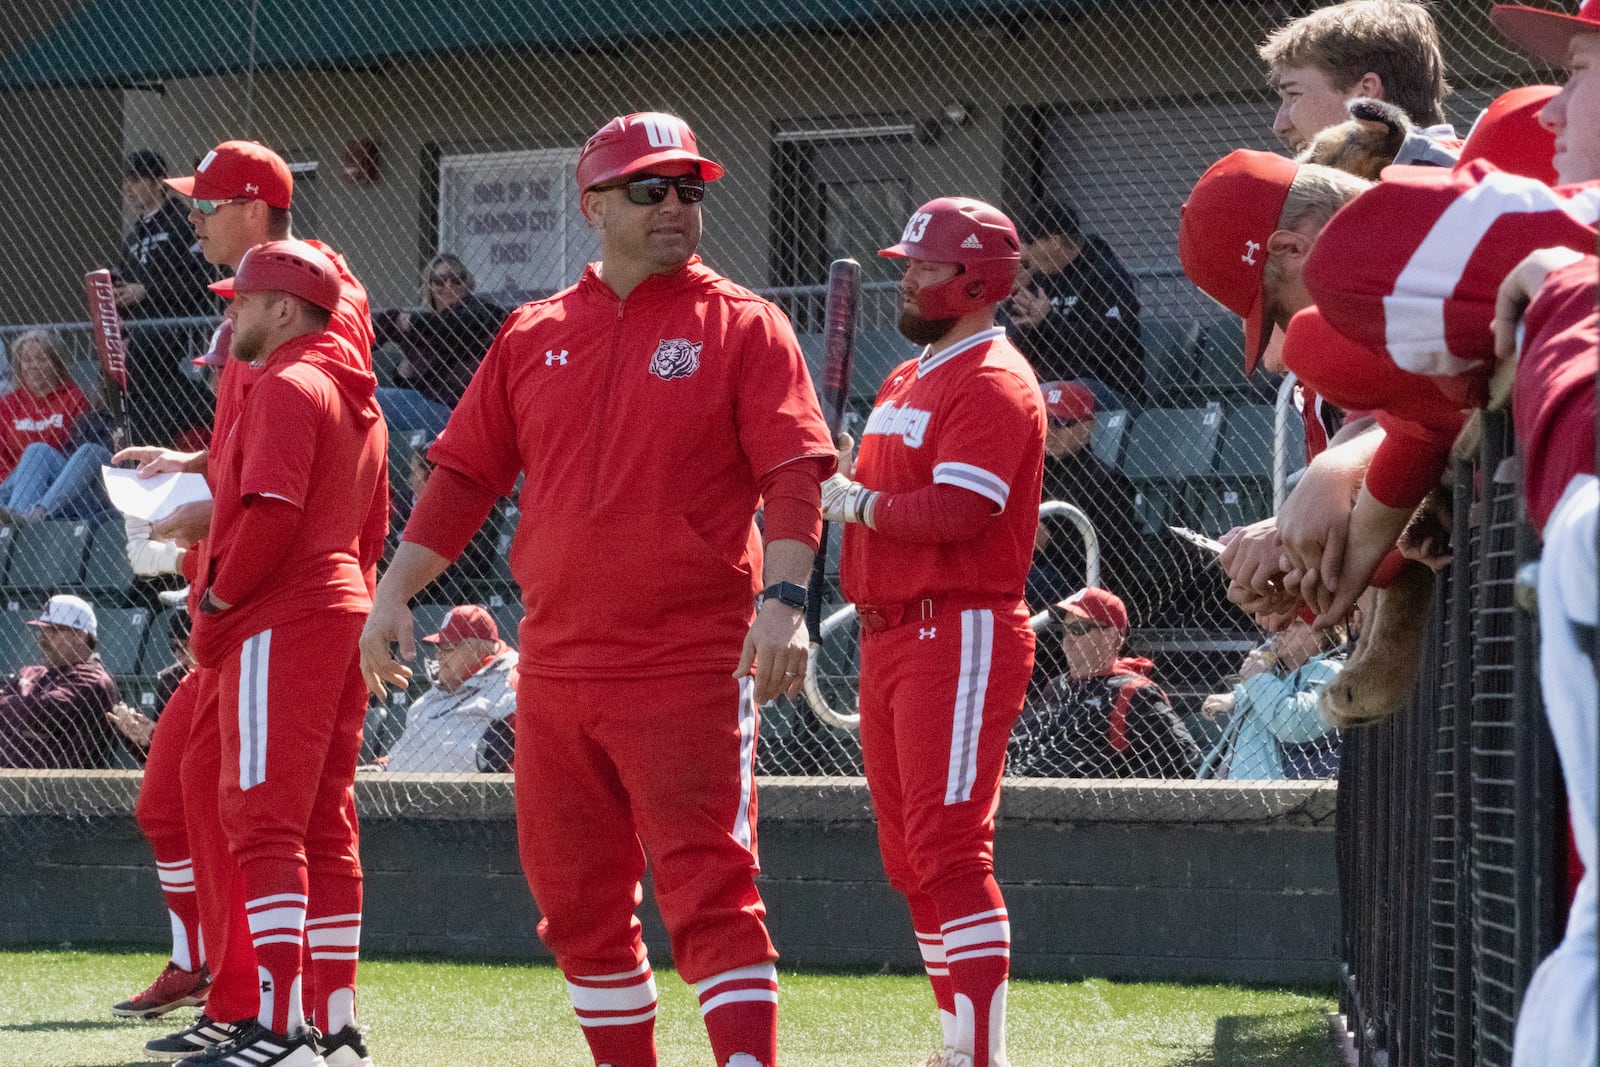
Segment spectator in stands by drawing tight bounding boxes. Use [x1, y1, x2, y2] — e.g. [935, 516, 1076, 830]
[112, 149, 214, 449]
[0, 330, 90, 483]
[0, 595, 119, 769]
[1009, 587, 1199, 779]
[1031, 380, 1140, 610]
[1259, 0, 1455, 156]
[381, 605, 517, 773]
[1198, 619, 1346, 780]
[0, 375, 119, 525]
[1007, 201, 1145, 410]
[392, 443, 500, 605]
[106, 608, 194, 757]
[373, 253, 507, 434]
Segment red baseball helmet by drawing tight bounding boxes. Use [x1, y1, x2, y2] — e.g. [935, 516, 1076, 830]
[209, 240, 342, 312]
[880, 197, 1021, 319]
[1456, 84, 1560, 185]
[575, 112, 725, 192]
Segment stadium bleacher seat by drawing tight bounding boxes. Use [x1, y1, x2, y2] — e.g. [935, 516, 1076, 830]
[1122, 404, 1225, 482]
[1198, 484, 1273, 537]
[98, 607, 154, 678]
[1141, 318, 1201, 405]
[484, 593, 522, 647]
[1122, 403, 1225, 533]
[83, 520, 137, 601]
[1090, 407, 1131, 468]
[140, 609, 183, 677]
[1198, 320, 1247, 394]
[4, 520, 90, 592]
[0, 607, 38, 673]
[1214, 405, 1277, 480]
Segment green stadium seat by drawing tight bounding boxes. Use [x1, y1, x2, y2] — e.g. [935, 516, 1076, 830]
[1141, 319, 1201, 405]
[0, 607, 38, 673]
[83, 520, 137, 599]
[139, 609, 184, 676]
[853, 329, 914, 396]
[1198, 483, 1273, 537]
[1090, 407, 1131, 468]
[1198, 320, 1247, 393]
[1122, 404, 1225, 482]
[1131, 484, 1177, 536]
[0, 525, 21, 579]
[1214, 405, 1277, 480]
[97, 607, 154, 677]
[5, 519, 91, 591]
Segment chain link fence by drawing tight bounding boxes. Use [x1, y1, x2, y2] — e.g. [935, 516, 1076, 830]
[1336, 412, 1565, 1066]
[0, 1, 1565, 839]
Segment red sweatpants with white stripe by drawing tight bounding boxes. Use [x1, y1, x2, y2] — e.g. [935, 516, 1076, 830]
[215, 612, 368, 1036]
[134, 670, 206, 973]
[858, 604, 1034, 1067]
[515, 670, 779, 1067]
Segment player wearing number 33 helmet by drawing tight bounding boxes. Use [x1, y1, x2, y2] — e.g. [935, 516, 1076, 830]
[822, 196, 1044, 1067]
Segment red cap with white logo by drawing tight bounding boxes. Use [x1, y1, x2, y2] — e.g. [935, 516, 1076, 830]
[164, 140, 293, 209]
[1177, 150, 1299, 376]
[576, 113, 725, 192]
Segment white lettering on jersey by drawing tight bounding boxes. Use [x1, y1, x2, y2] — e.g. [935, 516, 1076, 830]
[863, 400, 932, 449]
[12, 414, 64, 433]
[635, 115, 684, 148]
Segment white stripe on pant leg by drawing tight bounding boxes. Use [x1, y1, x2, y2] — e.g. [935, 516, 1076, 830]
[238, 630, 272, 791]
[734, 677, 757, 852]
[945, 610, 994, 805]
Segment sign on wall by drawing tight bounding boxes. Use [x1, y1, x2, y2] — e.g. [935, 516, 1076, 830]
[437, 147, 598, 307]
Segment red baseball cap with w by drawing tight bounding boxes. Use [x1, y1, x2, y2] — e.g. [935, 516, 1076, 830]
[1492, 0, 1600, 65]
[1178, 149, 1299, 375]
[165, 140, 293, 209]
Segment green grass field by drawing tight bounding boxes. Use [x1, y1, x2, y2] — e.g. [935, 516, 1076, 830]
[0, 948, 1336, 1067]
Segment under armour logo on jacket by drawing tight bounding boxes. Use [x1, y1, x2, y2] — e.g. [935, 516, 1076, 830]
[545, 350, 568, 366]
[919, 627, 937, 640]
[1242, 240, 1260, 265]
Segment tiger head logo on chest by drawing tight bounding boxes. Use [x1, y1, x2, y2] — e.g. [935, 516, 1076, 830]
[863, 400, 932, 448]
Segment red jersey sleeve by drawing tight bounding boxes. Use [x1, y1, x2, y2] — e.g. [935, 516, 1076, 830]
[733, 302, 837, 480]
[928, 365, 1043, 514]
[234, 372, 322, 509]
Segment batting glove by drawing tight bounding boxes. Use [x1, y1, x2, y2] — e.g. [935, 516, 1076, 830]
[125, 516, 184, 576]
[821, 473, 879, 528]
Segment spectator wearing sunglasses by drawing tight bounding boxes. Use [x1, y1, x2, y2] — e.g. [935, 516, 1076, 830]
[373, 253, 508, 434]
[1009, 586, 1199, 778]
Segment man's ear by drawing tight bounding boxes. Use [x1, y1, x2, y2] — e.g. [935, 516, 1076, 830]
[580, 189, 604, 230]
[1266, 228, 1313, 262]
[1353, 71, 1384, 101]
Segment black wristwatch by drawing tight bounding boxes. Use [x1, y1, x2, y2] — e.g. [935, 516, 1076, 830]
[756, 581, 808, 613]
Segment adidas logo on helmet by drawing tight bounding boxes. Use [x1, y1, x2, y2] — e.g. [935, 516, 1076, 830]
[960, 233, 984, 249]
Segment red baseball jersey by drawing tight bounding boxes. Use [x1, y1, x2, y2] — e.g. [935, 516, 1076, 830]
[419, 257, 833, 678]
[841, 327, 1045, 607]
[1305, 162, 1600, 397]
[1513, 255, 1598, 534]
[198, 331, 387, 654]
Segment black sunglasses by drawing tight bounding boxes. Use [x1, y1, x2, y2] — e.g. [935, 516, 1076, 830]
[1048, 416, 1081, 430]
[429, 273, 467, 287]
[594, 174, 706, 206]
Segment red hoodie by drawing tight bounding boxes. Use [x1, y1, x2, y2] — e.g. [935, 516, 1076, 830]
[0, 383, 89, 478]
[189, 329, 387, 666]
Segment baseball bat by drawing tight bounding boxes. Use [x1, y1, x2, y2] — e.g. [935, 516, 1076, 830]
[83, 269, 129, 451]
[802, 258, 861, 730]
